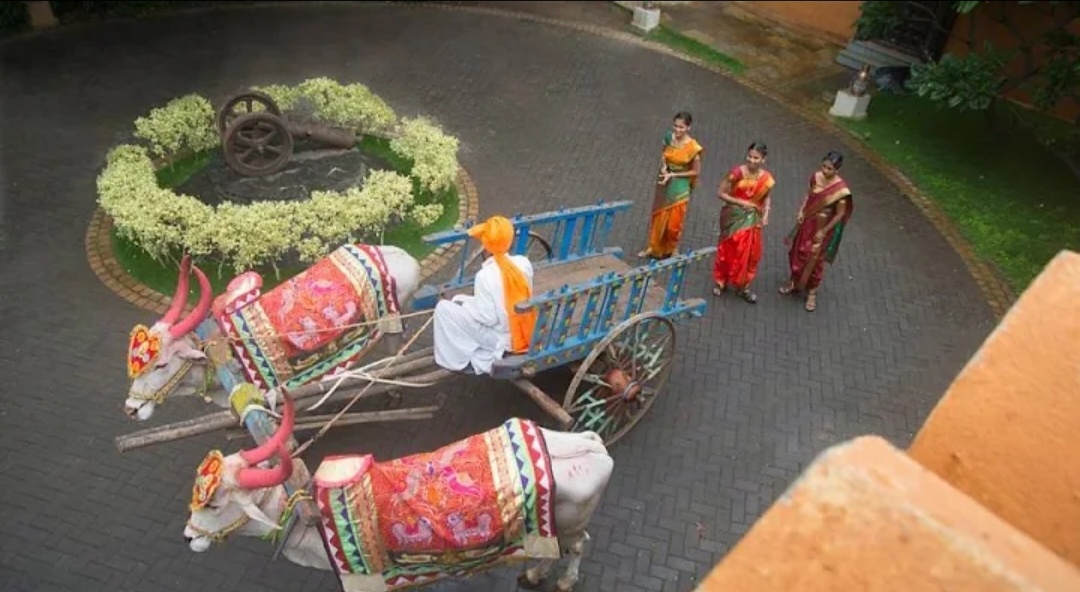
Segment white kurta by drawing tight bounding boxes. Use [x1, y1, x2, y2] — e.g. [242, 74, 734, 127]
[433, 255, 535, 375]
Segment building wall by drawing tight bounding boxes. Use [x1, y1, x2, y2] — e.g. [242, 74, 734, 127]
[944, 2, 1079, 121]
[731, 1, 863, 45]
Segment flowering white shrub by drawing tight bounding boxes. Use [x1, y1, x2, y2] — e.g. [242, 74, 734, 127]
[297, 77, 397, 134]
[251, 84, 302, 112]
[100, 78, 460, 272]
[390, 117, 460, 193]
[133, 95, 218, 160]
[410, 204, 445, 228]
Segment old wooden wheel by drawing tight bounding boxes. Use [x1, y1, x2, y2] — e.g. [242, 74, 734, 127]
[216, 90, 282, 135]
[222, 112, 294, 177]
[563, 312, 675, 446]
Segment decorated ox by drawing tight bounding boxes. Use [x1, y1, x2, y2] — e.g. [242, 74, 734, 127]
[123, 243, 422, 421]
[183, 392, 614, 592]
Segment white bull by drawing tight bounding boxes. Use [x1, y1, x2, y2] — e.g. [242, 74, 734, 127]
[122, 246, 421, 421]
[182, 393, 614, 592]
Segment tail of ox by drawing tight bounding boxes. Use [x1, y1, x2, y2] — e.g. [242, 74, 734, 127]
[123, 254, 215, 421]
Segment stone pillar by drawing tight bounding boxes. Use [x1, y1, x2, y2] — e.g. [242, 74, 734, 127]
[26, 1, 58, 30]
[693, 436, 1080, 592]
[908, 250, 1080, 566]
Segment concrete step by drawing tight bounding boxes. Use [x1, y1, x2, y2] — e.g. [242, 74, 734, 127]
[836, 40, 923, 72]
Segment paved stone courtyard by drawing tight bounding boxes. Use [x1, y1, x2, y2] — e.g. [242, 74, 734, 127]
[0, 3, 997, 592]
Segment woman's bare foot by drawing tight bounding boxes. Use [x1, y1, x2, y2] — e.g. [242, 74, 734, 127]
[778, 282, 795, 295]
[804, 292, 817, 312]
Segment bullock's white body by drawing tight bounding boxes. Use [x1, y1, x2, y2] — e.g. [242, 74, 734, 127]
[123, 245, 422, 421]
[184, 426, 613, 592]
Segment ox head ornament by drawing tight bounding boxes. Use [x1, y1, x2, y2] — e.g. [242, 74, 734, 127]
[124, 254, 215, 421]
[184, 393, 297, 551]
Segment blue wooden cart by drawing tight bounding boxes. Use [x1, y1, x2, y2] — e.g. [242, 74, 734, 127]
[112, 199, 717, 529]
[114, 200, 716, 459]
[411, 199, 716, 446]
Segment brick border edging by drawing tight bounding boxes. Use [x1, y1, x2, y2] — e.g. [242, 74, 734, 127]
[414, 2, 1015, 319]
[85, 164, 480, 315]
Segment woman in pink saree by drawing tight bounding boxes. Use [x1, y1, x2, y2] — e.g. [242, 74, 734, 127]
[779, 151, 854, 312]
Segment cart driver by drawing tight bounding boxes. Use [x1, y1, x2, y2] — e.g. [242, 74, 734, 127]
[432, 215, 538, 375]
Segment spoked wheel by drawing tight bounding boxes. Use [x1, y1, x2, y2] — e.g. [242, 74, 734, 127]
[563, 312, 676, 446]
[216, 90, 282, 135]
[223, 112, 294, 177]
[463, 231, 553, 276]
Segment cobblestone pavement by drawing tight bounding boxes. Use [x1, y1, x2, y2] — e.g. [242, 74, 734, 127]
[0, 3, 996, 592]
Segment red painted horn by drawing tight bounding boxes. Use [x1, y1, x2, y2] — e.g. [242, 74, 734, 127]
[236, 444, 293, 490]
[161, 255, 192, 325]
[239, 391, 295, 468]
[168, 265, 213, 339]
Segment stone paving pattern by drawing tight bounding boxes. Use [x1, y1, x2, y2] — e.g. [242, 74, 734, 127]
[0, 3, 997, 592]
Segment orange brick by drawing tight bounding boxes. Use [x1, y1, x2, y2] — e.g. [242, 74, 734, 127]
[908, 250, 1080, 565]
[694, 436, 1080, 592]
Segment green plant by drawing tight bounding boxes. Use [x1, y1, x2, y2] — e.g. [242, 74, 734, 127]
[907, 43, 1008, 110]
[133, 94, 219, 160]
[854, 0, 905, 41]
[875, 1, 1080, 121]
[0, 2, 29, 36]
[98, 78, 460, 274]
[390, 117, 460, 193]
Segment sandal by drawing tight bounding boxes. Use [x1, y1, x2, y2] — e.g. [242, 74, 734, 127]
[712, 283, 726, 297]
[738, 289, 758, 304]
[804, 293, 817, 312]
[778, 283, 795, 296]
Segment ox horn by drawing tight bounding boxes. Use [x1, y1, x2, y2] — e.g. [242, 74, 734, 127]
[236, 444, 293, 490]
[161, 254, 193, 325]
[168, 264, 213, 339]
[239, 390, 296, 468]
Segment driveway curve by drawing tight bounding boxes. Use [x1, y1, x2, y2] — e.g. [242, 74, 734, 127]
[0, 4, 996, 591]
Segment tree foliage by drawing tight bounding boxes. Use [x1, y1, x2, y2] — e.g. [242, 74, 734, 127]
[857, 1, 1080, 119]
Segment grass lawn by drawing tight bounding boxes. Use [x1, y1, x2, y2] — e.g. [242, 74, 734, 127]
[109, 134, 460, 298]
[644, 25, 746, 75]
[836, 93, 1080, 291]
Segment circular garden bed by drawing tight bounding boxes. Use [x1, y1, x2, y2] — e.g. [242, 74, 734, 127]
[93, 77, 471, 301]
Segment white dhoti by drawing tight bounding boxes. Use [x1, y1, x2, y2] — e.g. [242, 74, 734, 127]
[433, 255, 534, 375]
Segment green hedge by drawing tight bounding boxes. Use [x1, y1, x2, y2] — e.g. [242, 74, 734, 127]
[0, 2, 29, 36]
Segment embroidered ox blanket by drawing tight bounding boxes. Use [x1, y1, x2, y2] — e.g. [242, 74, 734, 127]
[314, 418, 560, 592]
[215, 244, 400, 393]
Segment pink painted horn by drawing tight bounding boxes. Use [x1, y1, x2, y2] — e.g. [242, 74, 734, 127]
[168, 265, 213, 339]
[239, 391, 295, 468]
[161, 255, 192, 325]
[236, 444, 293, 490]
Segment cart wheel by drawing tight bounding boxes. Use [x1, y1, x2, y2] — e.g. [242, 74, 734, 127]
[463, 231, 552, 276]
[223, 112, 294, 177]
[216, 90, 283, 135]
[563, 312, 675, 446]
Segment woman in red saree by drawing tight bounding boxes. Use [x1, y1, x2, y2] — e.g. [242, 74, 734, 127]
[712, 141, 774, 304]
[780, 151, 854, 312]
[638, 111, 704, 260]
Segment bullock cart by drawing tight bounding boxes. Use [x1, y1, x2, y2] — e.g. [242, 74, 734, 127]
[115, 201, 714, 585]
[115, 200, 715, 455]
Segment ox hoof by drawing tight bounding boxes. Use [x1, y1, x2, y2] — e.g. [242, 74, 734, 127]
[517, 573, 543, 590]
